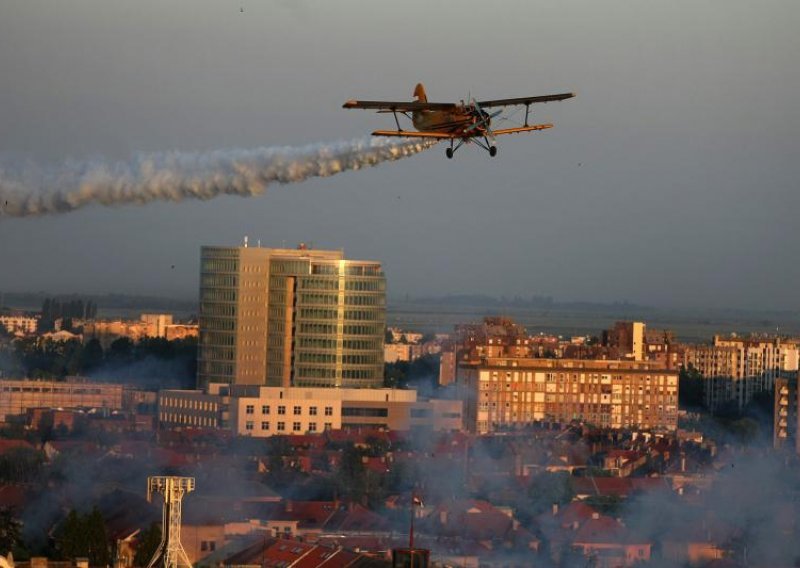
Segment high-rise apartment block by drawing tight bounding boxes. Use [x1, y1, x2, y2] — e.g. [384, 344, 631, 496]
[460, 357, 679, 433]
[603, 321, 646, 362]
[683, 336, 799, 411]
[198, 244, 386, 389]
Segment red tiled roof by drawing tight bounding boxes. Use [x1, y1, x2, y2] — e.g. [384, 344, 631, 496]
[571, 476, 668, 498]
[573, 516, 626, 544]
[222, 537, 365, 568]
[0, 439, 34, 454]
[556, 501, 599, 526]
[605, 449, 644, 461]
[0, 485, 32, 509]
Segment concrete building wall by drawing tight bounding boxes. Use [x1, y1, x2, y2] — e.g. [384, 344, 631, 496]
[0, 379, 124, 423]
[159, 383, 461, 436]
[460, 358, 678, 433]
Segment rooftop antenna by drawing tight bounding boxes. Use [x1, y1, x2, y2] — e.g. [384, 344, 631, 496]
[146, 476, 195, 568]
[243, 235, 249, 248]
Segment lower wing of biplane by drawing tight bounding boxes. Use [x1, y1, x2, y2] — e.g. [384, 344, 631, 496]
[343, 85, 574, 158]
[372, 124, 554, 158]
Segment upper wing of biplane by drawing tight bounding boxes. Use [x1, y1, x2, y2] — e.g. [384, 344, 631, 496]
[343, 100, 457, 111]
[476, 92, 575, 108]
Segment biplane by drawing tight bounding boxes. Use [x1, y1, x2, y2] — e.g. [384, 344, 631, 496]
[343, 83, 574, 158]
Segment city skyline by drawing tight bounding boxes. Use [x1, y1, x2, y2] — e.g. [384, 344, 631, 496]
[1, 1, 798, 310]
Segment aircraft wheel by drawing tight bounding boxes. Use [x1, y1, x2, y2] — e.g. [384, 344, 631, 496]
[446, 148, 454, 159]
[489, 146, 497, 157]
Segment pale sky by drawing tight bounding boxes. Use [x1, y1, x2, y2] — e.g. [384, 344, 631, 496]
[1, 0, 798, 310]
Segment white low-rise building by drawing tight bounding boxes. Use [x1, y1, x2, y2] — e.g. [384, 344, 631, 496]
[159, 382, 462, 436]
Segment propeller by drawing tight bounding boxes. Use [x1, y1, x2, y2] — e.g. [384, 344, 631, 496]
[464, 99, 501, 138]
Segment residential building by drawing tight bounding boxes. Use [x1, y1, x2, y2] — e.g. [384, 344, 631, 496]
[140, 313, 174, 337]
[0, 314, 38, 335]
[0, 378, 124, 423]
[459, 357, 678, 433]
[164, 324, 199, 341]
[198, 243, 386, 389]
[683, 335, 799, 410]
[603, 321, 646, 361]
[83, 313, 180, 346]
[774, 375, 799, 452]
[158, 383, 462, 436]
[439, 350, 456, 386]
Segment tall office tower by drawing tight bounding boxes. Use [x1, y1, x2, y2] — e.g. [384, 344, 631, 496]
[198, 243, 386, 389]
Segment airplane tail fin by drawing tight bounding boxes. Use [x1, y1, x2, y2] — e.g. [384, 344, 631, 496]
[413, 83, 428, 102]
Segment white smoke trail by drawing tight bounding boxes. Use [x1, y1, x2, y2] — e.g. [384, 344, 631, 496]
[0, 136, 437, 218]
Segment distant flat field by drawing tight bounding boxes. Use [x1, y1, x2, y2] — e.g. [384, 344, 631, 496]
[387, 301, 800, 343]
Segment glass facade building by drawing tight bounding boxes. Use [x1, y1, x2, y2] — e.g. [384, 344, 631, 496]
[199, 245, 386, 389]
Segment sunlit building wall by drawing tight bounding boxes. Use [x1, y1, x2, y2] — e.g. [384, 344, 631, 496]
[460, 358, 678, 433]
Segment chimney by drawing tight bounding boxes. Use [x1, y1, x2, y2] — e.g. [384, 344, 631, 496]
[286, 500, 293, 512]
[440, 510, 448, 525]
[591, 512, 600, 520]
[75, 560, 88, 568]
[572, 521, 579, 531]
[552, 503, 559, 516]
[681, 455, 686, 473]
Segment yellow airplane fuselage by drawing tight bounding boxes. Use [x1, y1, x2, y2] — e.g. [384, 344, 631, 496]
[411, 108, 488, 137]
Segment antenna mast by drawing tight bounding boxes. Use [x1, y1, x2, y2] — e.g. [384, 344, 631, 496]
[146, 476, 196, 568]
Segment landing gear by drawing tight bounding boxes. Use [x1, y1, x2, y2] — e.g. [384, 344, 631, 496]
[446, 139, 465, 159]
[489, 145, 497, 157]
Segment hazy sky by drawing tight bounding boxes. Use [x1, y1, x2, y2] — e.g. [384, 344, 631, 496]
[1, 0, 798, 310]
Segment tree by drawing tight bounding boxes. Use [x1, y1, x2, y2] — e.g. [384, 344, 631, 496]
[107, 338, 134, 366]
[0, 507, 23, 556]
[335, 443, 367, 501]
[0, 448, 45, 483]
[133, 523, 161, 568]
[56, 508, 111, 566]
[84, 507, 111, 567]
[679, 366, 704, 410]
[80, 339, 105, 372]
[57, 510, 84, 560]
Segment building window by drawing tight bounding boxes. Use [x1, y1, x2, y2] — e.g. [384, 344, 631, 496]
[309, 422, 317, 432]
[261, 421, 270, 430]
[324, 406, 333, 416]
[309, 406, 318, 416]
[245, 421, 254, 431]
[278, 405, 286, 415]
[262, 405, 270, 414]
[293, 406, 302, 415]
[246, 405, 254, 414]
[277, 422, 285, 431]
[324, 422, 332, 430]
[293, 422, 302, 432]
